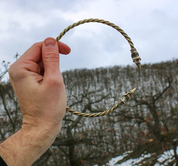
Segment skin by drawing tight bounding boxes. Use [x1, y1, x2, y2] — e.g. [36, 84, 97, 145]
[0, 37, 71, 166]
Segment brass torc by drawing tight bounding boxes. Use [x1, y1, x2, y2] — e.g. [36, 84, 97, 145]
[56, 18, 141, 117]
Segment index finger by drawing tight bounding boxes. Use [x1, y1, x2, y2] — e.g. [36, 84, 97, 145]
[58, 41, 71, 55]
[17, 40, 71, 63]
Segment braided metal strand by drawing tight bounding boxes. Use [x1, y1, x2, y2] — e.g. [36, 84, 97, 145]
[56, 18, 141, 69]
[56, 18, 141, 117]
[56, 18, 134, 49]
[66, 89, 136, 117]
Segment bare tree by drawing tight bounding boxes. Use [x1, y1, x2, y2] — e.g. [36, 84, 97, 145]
[1, 59, 178, 166]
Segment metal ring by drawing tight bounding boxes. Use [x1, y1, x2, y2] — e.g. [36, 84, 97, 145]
[56, 18, 141, 117]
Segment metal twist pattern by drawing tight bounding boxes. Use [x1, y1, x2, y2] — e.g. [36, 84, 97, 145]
[56, 18, 141, 117]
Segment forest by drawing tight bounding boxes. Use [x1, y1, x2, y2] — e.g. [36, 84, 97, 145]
[0, 59, 178, 166]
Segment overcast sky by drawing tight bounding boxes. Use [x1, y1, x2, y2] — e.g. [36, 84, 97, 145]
[0, 0, 178, 73]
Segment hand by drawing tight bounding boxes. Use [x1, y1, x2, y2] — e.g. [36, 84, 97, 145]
[0, 37, 71, 166]
[9, 37, 70, 130]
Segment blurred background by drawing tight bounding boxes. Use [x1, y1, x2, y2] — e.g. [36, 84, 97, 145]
[0, 0, 178, 165]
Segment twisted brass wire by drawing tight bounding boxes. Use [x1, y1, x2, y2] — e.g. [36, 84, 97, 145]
[56, 18, 134, 49]
[56, 18, 141, 117]
[66, 89, 136, 117]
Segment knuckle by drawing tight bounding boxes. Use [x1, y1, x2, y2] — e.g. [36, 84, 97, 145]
[47, 74, 65, 87]
[44, 51, 59, 63]
[8, 63, 26, 82]
[8, 64, 16, 80]
[32, 42, 41, 48]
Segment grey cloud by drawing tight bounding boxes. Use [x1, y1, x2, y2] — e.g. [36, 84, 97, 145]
[59, 23, 130, 71]
[5, 0, 95, 13]
[0, 0, 178, 73]
[0, 15, 72, 64]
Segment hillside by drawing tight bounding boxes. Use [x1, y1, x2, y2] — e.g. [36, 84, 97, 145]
[0, 59, 178, 165]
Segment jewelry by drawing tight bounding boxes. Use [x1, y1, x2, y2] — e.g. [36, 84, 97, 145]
[56, 18, 141, 117]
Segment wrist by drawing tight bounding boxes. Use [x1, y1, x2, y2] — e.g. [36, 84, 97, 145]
[0, 122, 60, 166]
[22, 115, 63, 138]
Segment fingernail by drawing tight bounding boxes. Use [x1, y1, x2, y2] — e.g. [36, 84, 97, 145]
[45, 38, 56, 47]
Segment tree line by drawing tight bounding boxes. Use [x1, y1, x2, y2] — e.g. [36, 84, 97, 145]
[0, 59, 178, 166]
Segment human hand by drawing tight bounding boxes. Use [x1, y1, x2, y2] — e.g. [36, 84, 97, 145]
[9, 37, 70, 131]
[0, 37, 70, 166]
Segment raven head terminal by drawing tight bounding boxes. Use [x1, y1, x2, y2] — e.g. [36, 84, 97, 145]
[131, 48, 141, 69]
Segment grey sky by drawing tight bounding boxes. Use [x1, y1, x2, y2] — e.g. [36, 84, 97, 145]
[0, 0, 178, 72]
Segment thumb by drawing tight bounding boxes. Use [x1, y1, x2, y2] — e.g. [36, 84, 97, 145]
[42, 37, 60, 78]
